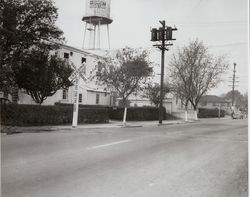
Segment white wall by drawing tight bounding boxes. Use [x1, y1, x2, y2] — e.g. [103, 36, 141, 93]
[163, 101, 173, 113]
[86, 91, 111, 105]
[129, 99, 153, 107]
[172, 110, 197, 120]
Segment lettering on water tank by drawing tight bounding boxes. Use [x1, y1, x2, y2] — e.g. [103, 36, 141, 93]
[90, 0, 106, 9]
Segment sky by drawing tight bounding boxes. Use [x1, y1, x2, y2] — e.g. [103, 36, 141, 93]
[54, 0, 248, 96]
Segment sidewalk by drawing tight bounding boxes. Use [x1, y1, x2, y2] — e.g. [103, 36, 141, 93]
[1, 119, 196, 134]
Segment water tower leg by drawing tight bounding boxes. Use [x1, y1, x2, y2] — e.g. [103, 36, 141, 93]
[82, 22, 87, 49]
[107, 24, 110, 49]
[93, 24, 96, 49]
[88, 24, 92, 49]
[98, 21, 101, 49]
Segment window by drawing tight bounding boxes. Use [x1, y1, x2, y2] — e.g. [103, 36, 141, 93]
[79, 94, 82, 103]
[11, 88, 19, 103]
[82, 57, 86, 63]
[96, 94, 100, 104]
[62, 89, 68, 100]
[112, 97, 116, 106]
[180, 99, 184, 108]
[212, 102, 217, 106]
[64, 52, 69, 59]
[70, 51, 73, 56]
[3, 91, 8, 99]
[201, 102, 207, 106]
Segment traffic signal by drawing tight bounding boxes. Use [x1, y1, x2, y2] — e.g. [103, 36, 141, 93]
[151, 24, 177, 42]
[165, 27, 172, 40]
[158, 27, 164, 41]
[151, 28, 158, 41]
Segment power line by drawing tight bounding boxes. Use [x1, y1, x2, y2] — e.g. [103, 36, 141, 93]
[108, 41, 247, 51]
[171, 21, 247, 26]
[208, 42, 247, 48]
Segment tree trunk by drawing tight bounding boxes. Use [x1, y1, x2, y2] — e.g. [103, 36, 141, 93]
[194, 109, 198, 120]
[190, 101, 198, 120]
[122, 98, 128, 127]
[185, 100, 188, 122]
[123, 107, 127, 127]
[185, 110, 188, 122]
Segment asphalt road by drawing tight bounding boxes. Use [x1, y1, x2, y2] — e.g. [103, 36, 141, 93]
[1, 118, 248, 197]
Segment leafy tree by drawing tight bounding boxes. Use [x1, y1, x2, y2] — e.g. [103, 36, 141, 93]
[0, 0, 17, 93]
[96, 47, 153, 125]
[169, 39, 228, 119]
[96, 47, 153, 106]
[145, 83, 170, 107]
[223, 90, 247, 109]
[14, 49, 73, 104]
[0, 0, 64, 93]
[242, 91, 248, 111]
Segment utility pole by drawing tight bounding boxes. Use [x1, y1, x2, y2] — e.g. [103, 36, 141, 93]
[228, 63, 239, 106]
[218, 103, 221, 119]
[232, 63, 236, 106]
[159, 21, 166, 125]
[150, 21, 177, 124]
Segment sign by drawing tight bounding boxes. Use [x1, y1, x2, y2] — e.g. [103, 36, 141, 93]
[72, 74, 80, 128]
[85, 0, 111, 19]
[69, 63, 87, 82]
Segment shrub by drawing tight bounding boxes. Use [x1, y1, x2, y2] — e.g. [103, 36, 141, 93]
[109, 106, 176, 121]
[198, 108, 225, 118]
[1, 104, 109, 126]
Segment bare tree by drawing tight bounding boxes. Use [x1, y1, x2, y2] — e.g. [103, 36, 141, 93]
[169, 39, 228, 119]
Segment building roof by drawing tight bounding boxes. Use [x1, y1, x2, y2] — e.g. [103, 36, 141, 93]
[200, 95, 231, 103]
[87, 89, 110, 94]
[83, 49, 110, 57]
[59, 44, 106, 59]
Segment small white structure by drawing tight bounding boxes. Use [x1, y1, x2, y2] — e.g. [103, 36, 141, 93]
[126, 92, 197, 120]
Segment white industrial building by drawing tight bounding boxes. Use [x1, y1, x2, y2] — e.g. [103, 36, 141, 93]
[6, 44, 114, 106]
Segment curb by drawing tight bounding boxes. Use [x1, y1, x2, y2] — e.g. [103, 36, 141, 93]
[121, 125, 143, 128]
[1, 120, 195, 134]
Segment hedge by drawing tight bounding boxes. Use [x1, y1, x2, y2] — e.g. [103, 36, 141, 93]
[109, 106, 177, 121]
[198, 108, 225, 118]
[0, 104, 178, 126]
[1, 104, 109, 126]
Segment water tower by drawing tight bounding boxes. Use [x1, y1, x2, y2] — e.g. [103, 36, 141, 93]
[82, 0, 113, 49]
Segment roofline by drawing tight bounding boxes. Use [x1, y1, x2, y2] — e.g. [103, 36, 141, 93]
[87, 89, 110, 94]
[201, 95, 231, 103]
[204, 101, 231, 103]
[58, 43, 105, 59]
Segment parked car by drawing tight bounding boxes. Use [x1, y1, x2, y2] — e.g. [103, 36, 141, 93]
[231, 112, 244, 119]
